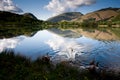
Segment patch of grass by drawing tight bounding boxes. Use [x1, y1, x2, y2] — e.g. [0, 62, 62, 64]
[0, 51, 120, 80]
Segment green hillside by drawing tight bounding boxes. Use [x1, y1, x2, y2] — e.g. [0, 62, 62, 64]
[0, 11, 40, 25]
[47, 12, 83, 22]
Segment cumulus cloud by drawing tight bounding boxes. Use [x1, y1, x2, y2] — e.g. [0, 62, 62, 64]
[45, 0, 96, 15]
[0, 0, 23, 13]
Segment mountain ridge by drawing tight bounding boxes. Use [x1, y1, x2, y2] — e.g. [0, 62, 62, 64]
[74, 7, 120, 22]
[0, 11, 38, 21]
[47, 7, 120, 22]
[23, 13, 37, 20]
[47, 12, 83, 22]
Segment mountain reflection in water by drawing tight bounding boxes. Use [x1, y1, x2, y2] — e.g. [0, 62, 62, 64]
[0, 28, 120, 72]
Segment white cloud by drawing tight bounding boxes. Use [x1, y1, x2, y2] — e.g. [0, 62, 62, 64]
[0, 0, 23, 13]
[45, 0, 96, 15]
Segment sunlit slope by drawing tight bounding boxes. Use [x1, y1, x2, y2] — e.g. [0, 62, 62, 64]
[73, 7, 120, 22]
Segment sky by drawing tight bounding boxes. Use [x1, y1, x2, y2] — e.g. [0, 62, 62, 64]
[0, 0, 120, 20]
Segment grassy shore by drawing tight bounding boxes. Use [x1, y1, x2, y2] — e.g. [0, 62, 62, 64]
[0, 51, 120, 80]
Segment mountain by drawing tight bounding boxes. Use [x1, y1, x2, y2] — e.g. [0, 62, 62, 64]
[73, 7, 120, 22]
[47, 12, 83, 22]
[23, 13, 37, 20]
[0, 11, 39, 23]
[0, 11, 43, 38]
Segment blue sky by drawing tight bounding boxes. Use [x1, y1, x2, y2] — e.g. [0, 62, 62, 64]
[13, 0, 120, 20]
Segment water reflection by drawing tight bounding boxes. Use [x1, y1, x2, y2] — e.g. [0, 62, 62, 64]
[69, 28, 120, 40]
[0, 36, 26, 52]
[14, 30, 84, 60]
[0, 28, 120, 71]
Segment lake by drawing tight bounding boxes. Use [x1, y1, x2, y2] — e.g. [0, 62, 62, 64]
[0, 28, 120, 72]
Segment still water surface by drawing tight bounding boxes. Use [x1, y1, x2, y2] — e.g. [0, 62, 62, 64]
[0, 28, 120, 71]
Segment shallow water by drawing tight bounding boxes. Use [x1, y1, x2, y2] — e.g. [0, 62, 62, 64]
[0, 28, 120, 71]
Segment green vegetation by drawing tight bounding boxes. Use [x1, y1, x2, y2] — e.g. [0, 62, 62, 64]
[0, 51, 120, 80]
[111, 13, 120, 24]
[0, 11, 41, 38]
[56, 20, 119, 29]
[0, 11, 53, 38]
[51, 20, 98, 29]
